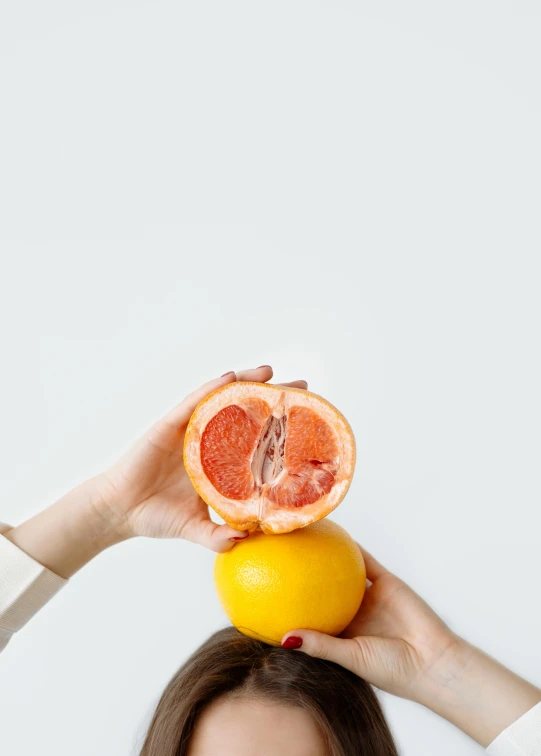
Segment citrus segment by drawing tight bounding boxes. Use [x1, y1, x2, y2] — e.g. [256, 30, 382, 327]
[269, 405, 339, 508]
[184, 382, 355, 534]
[200, 405, 261, 500]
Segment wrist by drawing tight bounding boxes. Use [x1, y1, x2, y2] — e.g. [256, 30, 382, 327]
[83, 474, 133, 547]
[412, 633, 475, 709]
[414, 634, 541, 746]
[5, 477, 128, 579]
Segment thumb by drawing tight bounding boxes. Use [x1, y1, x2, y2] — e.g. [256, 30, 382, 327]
[281, 630, 389, 684]
[281, 630, 364, 676]
[189, 520, 250, 553]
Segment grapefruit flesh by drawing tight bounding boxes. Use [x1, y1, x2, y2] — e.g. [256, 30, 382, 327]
[184, 382, 355, 534]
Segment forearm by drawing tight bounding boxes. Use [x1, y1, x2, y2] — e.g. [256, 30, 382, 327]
[416, 635, 541, 747]
[4, 476, 126, 579]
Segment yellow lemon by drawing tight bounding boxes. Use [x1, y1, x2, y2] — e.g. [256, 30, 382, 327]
[214, 519, 366, 646]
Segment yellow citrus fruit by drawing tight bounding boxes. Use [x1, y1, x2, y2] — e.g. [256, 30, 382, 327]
[214, 519, 366, 646]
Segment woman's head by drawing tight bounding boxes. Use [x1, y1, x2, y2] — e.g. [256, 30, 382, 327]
[140, 627, 398, 756]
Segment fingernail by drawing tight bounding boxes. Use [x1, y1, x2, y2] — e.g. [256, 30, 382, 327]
[229, 534, 249, 542]
[221, 371, 235, 377]
[282, 636, 303, 650]
[257, 365, 271, 369]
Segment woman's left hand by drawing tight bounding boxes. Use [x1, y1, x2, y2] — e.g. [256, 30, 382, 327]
[281, 547, 541, 748]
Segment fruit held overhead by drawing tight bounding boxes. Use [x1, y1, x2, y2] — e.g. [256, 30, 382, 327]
[214, 519, 366, 645]
[184, 382, 356, 534]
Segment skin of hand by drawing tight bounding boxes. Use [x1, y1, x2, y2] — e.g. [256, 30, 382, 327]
[282, 547, 541, 748]
[4, 365, 307, 578]
[93, 365, 307, 548]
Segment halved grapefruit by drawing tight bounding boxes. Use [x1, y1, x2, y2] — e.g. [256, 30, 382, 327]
[184, 382, 355, 534]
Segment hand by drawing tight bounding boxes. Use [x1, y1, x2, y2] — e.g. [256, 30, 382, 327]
[284, 548, 458, 702]
[282, 547, 541, 746]
[5, 365, 307, 578]
[94, 365, 307, 552]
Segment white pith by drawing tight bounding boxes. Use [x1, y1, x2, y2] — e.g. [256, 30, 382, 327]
[250, 413, 288, 519]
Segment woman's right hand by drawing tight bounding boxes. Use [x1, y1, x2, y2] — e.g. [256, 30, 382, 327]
[282, 547, 541, 747]
[4, 366, 308, 578]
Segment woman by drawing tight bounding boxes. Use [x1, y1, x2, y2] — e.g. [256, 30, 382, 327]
[1, 366, 540, 755]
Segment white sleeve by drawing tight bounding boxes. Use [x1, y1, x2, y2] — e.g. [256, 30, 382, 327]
[486, 702, 541, 756]
[0, 534, 67, 652]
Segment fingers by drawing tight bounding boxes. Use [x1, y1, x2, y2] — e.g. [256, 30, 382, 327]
[281, 629, 365, 677]
[281, 629, 395, 690]
[278, 380, 308, 390]
[235, 366, 274, 382]
[165, 365, 307, 429]
[189, 519, 250, 553]
[165, 366, 273, 428]
[233, 366, 307, 389]
[357, 543, 391, 582]
[165, 373, 237, 427]
[213, 367, 307, 388]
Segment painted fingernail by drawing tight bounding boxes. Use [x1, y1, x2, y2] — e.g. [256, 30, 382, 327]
[229, 534, 249, 542]
[221, 371, 235, 377]
[282, 636, 303, 650]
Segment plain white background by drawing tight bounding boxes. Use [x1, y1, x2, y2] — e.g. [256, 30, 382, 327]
[1, 1, 540, 754]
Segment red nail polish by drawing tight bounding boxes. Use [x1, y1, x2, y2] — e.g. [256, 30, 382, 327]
[221, 371, 235, 377]
[229, 535, 248, 542]
[282, 636, 303, 650]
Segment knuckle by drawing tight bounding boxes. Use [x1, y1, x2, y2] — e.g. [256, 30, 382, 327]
[312, 640, 330, 660]
[348, 639, 364, 668]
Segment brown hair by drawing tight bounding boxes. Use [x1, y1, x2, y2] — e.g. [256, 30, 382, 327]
[140, 627, 398, 756]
